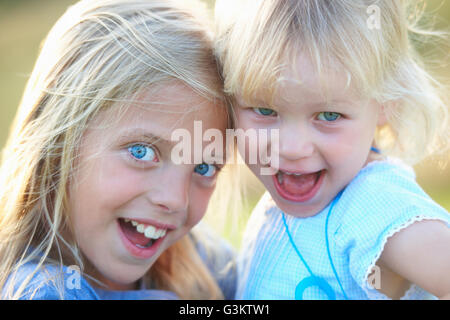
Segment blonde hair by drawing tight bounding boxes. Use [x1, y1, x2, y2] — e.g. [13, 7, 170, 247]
[215, 0, 449, 165]
[0, 0, 229, 299]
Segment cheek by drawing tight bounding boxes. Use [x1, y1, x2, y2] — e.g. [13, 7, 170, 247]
[170, 185, 214, 246]
[186, 186, 215, 227]
[236, 109, 258, 130]
[319, 123, 375, 175]
[321, 131, 355, 160]
[70, 155, 144, 228]
[235, 111, 274, 165]
[96, 168, 143, 209]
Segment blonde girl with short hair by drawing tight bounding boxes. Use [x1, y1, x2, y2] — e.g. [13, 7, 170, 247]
[215, 0, 449, 299]
[0, 0, 235, 300]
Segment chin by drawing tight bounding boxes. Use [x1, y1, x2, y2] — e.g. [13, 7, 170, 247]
[276, 199, 322, 218]
[261, 183, 316, 218]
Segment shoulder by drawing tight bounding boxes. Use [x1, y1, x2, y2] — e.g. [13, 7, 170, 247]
[3, 261, 99, 300]
[190, 223, 237, 299]
[238, 192, 283, 259]
[342, 158, 418, 204]
[331, 159, 449, 297]
[94, 287, 178, 300]
[242, 192, 280, 238]
[191, 222, 236, 265]
[334, 158, 449, 232]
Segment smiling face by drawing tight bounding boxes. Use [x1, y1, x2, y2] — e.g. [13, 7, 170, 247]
[68, 83, 227, 290]
[235, 53, 385, 218]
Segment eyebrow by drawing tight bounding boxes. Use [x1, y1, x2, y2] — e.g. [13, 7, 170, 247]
[307, 100, 354, 108]
[236, 97, 280, 111]
[118, 129, 174, 146]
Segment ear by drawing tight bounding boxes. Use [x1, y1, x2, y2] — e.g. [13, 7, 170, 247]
[377, 104, 387, 126]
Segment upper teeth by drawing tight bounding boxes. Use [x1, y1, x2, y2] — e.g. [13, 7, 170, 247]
[277, 171, 303, 184]
[282, 171, 303, 176]
[124, 219, 167, 239]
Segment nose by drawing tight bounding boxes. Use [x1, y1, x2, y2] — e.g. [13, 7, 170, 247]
[146, 165, 190, 213]
[279, 122, 315, 161]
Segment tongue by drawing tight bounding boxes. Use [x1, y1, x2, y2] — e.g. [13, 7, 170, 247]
[282, 172, 318, 195]
[120, 220, 151, 247]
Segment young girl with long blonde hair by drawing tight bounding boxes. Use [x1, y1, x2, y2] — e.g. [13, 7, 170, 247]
[0, 0, 235, 299]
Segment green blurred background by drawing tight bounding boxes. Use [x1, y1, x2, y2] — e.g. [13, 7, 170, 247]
[0, 0, 449, 247]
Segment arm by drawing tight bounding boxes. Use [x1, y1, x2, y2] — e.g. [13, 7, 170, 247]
[377, 219, 450, 299]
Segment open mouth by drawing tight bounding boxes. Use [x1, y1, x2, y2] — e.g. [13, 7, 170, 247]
[273, 169, 325, 202]
[117, 218, 168, 258]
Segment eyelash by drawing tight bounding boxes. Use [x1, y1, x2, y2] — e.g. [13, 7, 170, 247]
[316, 112, 342, 122]
[252, 107, 278, 117]
[194, 163, 222, 178]
[252, 108, 343, 123]
[127, 143, 223, 178]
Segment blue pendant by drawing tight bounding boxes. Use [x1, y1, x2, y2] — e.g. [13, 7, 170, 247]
[295, 276, 336, 300]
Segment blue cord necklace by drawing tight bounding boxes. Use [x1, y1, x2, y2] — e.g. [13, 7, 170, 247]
[281, 147, 380, 299]
[282, 191, 348, 300]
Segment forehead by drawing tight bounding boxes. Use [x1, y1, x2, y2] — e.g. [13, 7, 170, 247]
[132, 83, 224, 126]
[275, 52, 358, 106]
[237, 51, 361, 109]
[135, 83, 226, 130]
[86, 82, 227, 144]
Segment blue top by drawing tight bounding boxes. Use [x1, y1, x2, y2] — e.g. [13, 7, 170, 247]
[236, 158, 450, 300]
[3, 224, 236, 300]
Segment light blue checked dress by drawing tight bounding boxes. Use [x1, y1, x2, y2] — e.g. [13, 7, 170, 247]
[236, 158, 450, 300]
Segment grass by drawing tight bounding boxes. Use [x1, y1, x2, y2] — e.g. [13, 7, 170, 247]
[0, 0, 78, 146]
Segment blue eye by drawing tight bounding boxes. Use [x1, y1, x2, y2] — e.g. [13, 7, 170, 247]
[317, 112, 341, 122]
[253, 107, 277, 117]
[194, 163, 217, 177]
[128, 144, 158, 162]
